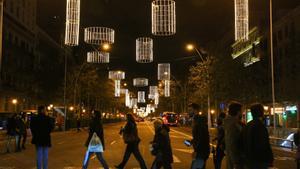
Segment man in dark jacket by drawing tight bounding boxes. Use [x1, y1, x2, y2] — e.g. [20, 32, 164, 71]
[242, 103, 273, 169]
[6, 113, 17, 153]
[30, 106, 54, 169]
[191, 115, 210, 169]
[151, 119, 173, 169]
[224, 102, 244, 169]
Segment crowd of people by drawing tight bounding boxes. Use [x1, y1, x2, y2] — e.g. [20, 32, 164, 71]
[3, 102, 299, 169]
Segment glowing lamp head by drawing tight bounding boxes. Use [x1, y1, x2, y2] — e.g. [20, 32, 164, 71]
[186, 44, 195, 51]
[102, 43, 110, 51]
[12, 99, 18, 104]
[69, 106, 74, 111]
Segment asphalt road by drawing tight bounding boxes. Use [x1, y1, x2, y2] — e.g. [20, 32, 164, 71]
[0, 122, 297, 169]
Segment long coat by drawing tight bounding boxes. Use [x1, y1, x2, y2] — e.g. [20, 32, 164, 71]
[192, 116, 210, 160]
[30, 114, 54, 147]
[151, 125, 174, 163]
[85, 118, 105, 150]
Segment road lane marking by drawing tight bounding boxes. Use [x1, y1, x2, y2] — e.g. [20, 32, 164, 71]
[173, 155, 181, 163]
[274, 156, 295, 161]
[174, 148, 193, 154]
[57, 141, 65, 145]
[110, 140, 117, 145]
[170, 128, 192, 139]
[91, 154, 96, 160]
[145, 122, 154, 134]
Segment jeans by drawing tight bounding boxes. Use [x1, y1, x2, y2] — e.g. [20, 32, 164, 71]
[191, 157, 206, 169]
[117, 142, 147, 169]
[214, 146, 225, 169]
[82, 151, 109, 169]
[36, 146, 49, 169]
[6, 135, 18, 152]
[151, 157, 172, 169]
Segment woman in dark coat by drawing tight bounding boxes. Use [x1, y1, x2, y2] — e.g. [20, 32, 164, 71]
[151, 119, 173, 169]
[191, 115, 210, 169]
[115, 113, 147, 169]
[82, 110, 109, 169]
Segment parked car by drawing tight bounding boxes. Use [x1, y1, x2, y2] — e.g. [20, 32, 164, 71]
[162, 112, 178, 126]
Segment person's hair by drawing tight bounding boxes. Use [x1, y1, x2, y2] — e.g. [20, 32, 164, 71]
[153, 119, 163, 130]
[217, 112, 226, 125]
[193, 114, 207, 128]
[228, 102, 242, 116]
[37, 106, 45, 114]
[189, 103, 200, 111]
[126, 113, 135, 123]
[93, 110, 101, 119]
[250, 103, 264, 119]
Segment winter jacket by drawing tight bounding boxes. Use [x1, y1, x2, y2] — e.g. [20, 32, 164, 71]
[6, 117, 17, 136]
[122, 121, 140, 144]
[30, 114, 54, 147]
[223, 116, 243, 165]
[242, 119, 274, 166]
[85, 118, 105, 150]
[192, 117, 210, 160]
[151, 125, 174, 163]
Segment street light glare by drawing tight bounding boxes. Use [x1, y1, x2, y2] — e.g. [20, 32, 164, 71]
[102, 43, 110, 51]
[186, 44, 194, 51]
[12, 99, 18, 104]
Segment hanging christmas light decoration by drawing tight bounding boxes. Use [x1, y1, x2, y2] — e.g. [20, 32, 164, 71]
[158, 63, 171, 97]
[114, 80, 121, 97]
[65, 0, 80, 46]
[138, 91, 146, 103]
[125, 90, 131, 107]
[152, 0, 176, 36]
[164, 80, 170, 97]
[133, 78, 149, 87]
[87, 51, 109, 63]
[234, 0, 249, 41]
[136, 37, 153, 63]
[149, 86, 158, 99]
[158, 63, 170, 80]
[84, 27, 115, 45]
[108, 71, 125, 97]
[154, 92, 159, 105]
[130, 98, 138, 109]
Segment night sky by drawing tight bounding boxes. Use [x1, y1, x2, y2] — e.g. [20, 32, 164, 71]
[37, 0, 298, 85]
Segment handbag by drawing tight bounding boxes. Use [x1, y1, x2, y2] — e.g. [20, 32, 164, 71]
[88, 132, 103, 153]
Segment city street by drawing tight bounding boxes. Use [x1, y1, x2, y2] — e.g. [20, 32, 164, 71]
[0, 122, 296, 169]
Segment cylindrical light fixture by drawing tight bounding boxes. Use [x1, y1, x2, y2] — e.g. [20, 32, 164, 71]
[130, 98, 138, 108]
[152, 0, 176, 36]
[149, 86, 158, 99]
[138, 91, 146, 103]
[136, 37, 153, 63]
[235, 0, 249, 41]
[133, 78, 149, 87]
[158, 63, 170, 80]
[84, 27, 115, 45]
[109, 71, 125, 80]
[87, 51, 109, 63]
[164, 80, 170, 97]
[65, 0, 80, 46]
[115, 80, 121, 97]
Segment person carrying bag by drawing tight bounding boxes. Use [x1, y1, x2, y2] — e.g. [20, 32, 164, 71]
[82, 110, 109, 169]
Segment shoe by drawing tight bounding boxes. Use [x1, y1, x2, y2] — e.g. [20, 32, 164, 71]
[114, 165, 122, 169]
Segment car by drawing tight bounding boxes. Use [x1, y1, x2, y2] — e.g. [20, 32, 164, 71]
[162, 112, 178, 126]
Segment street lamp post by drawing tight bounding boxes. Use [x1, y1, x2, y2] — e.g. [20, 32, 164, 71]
[186, 44, 212, 128]
[269, 0, 276, 130]
[12, 99, 18, 112]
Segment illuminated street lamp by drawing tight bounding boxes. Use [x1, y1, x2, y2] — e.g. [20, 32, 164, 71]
[12, 99, 17, 112]
[69, 106, 74, 111]
[186, 44, 212, 128]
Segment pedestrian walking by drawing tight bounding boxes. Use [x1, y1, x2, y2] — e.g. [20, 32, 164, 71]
[223, 101, 244, 169]
[150, 119, 173, 169]
[16, 113, 26, 152]
[241, 103, 274, 169]
[5, 113, 18, 153]
[20, 113, 29, 149]
[115, 113, 147, 169]
[190, 114, 210, 169]
[77, 114, 81, 132]
[213, 112, 226, 169]
[30, 106, 54, 169]
[294, 129, 300, 169]
[82, 110, 109, 169]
